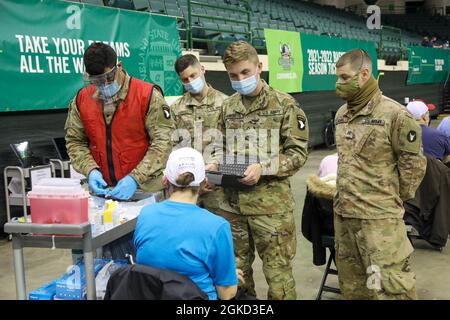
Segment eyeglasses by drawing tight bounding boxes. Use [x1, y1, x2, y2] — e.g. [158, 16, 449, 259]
[83, 66, 117, 86]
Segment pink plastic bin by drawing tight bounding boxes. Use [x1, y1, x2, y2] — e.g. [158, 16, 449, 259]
[28, 179, 89, 224]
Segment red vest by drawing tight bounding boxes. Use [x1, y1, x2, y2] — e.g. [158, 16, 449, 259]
[77, 78, 157, 186]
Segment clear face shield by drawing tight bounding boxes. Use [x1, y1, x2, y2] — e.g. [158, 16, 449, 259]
[83, 66, 117, 86]
[83, 66, 121, 100]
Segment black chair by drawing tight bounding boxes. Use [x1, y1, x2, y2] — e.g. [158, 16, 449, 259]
[313, 196, 340, 300]
[403, 155, 450, 250]
[301, 180, 341, 300]
[316, 235, 340, 300]
[104, 264, 208, 300]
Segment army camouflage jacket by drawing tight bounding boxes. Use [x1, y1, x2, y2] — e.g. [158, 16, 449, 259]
[171, 84, 227, 161]
[334, 90, 427, 219]
[214, 80, 309, 215]
[64, 71, 175, 191]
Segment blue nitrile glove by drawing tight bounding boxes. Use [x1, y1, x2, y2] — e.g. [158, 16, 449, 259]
[88, 169, 109, 195]
[107, 175, 138, 200]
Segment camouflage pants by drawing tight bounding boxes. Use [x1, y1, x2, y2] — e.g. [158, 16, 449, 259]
[334, 214, 417, 300]
[219, 210, 297, 300]
[198, 187, 231, 215]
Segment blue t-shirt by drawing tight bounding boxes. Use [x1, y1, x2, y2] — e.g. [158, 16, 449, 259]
[421, 125, 450, 161]
[133, 200, 238, 300]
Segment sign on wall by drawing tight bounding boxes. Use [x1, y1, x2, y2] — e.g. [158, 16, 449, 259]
[0, 0, 182, 112]
[265, 29, 378, 93]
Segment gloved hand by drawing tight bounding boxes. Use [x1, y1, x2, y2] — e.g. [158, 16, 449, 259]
[107, 175, 138, 200]
[88, 169, 109, 195]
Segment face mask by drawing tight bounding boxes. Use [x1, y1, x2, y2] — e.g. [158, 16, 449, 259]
[98, 80, 121, 99]
[335, 72, 360, 100]
[183, 76, 205, 94]
[231, 73, 258, 96]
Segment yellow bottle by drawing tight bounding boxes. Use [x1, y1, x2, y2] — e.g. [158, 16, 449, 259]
[103, 209, 113, 224]
[103, 200, 117, 230]
[106, 200, 117, 211]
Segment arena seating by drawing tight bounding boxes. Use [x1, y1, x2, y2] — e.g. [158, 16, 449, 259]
[76, 0, 426, 64]
[383, 13, 450, 41]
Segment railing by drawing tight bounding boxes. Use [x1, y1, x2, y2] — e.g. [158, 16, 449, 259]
[186, 0, 252, 51]
[379, 25, 403, 61]
[151, 1, 413, 59]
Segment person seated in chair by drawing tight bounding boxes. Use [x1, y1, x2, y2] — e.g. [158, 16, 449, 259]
[318, 152, 338, 181]
[437, 116, 450, 139]
[302, 153, 337, 266]
[406, 100, 450, 164]
[133, 147, 243, 300]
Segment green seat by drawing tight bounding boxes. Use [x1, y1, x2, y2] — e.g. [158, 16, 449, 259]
[202, 21, 220, 37]
[150, 1, 165, 13]
[82, 0, 105, 6]
[132, 0, 148, 11]
[106, 0, 134, 9]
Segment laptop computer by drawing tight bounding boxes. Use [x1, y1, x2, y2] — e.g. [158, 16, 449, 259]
[52, 137, 70, 161]
[10, 141, 44, 168]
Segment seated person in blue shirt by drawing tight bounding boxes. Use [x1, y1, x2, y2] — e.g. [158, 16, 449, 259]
[134, 147, 242, 300]
[406, 100, 450, 164]
[437, 116, 450, 139]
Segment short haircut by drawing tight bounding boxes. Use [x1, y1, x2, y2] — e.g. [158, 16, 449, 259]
[174, 54, 201, 74]
[336, 49, 372, 72]
[83, 42, 117, 75]
[223, 40, 259, 68]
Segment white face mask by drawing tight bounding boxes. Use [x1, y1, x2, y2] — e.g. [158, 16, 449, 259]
[230, 72, 258, 96]
[183, 76, 205, 94]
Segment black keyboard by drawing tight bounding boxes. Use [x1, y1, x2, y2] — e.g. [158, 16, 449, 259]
[218, 163, 249, 177]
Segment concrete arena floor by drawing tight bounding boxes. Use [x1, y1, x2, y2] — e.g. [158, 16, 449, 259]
[0, 149, 449, 300]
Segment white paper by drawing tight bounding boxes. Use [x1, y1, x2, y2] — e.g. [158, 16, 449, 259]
[70, 164, 86, 180]
[8, 177, 23, 195]
[30, 167, 52, 190]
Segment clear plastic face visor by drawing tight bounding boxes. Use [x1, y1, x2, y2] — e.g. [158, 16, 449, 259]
[83, 66, 117, 86]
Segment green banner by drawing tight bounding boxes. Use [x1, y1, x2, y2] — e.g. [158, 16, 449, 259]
[0, 0, 182, 112]
[300, 33, 378, 92]
[407, 46, 450, 85]
[265, 29, 303, 93]
[265, 29, 378, 93]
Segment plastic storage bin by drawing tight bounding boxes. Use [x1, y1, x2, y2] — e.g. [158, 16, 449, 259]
[55, 259, 105, 300]
[29, 279, 59, 300]
[28, 178, 89, 224]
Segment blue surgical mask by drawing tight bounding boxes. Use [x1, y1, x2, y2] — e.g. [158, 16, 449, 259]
[231, 74, 258, 96]
[98, 80, 121, 99]
[183, 76, 205, 94]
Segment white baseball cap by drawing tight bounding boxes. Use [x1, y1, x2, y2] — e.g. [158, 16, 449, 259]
[165, 147, 205, 187]
[406, 100, 430, 120]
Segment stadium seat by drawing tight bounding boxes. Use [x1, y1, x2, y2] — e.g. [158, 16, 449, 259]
[132, 0, 149, 11]
[80, 0, 105, 5]
[106, 0, 134, 9]
[150, 1, 166, 14]
[167, 8, 181, 17]
[93, 0, 426, 58]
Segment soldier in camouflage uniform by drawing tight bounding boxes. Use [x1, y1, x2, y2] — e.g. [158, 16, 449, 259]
[210, 41, 309, 299]
[171, 54, 232, 215]
[65, 42, 175, 198]
[334, 49, 427, 299]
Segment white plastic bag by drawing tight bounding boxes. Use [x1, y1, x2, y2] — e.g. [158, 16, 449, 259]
[95, 260, 125, 300]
